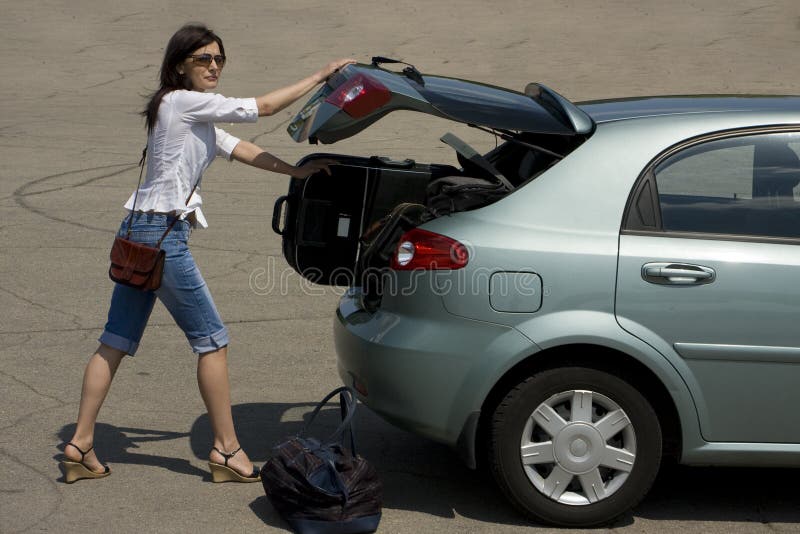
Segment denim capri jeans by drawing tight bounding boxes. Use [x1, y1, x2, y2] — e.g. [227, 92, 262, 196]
[99, 212, 229, 356]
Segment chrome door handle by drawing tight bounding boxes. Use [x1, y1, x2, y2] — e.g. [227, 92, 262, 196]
[641, 263, 716, 285]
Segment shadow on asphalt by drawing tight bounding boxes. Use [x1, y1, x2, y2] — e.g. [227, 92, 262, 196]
[57, 402, 800, 531]
[638, 463, 800, 524]
[55, 424, 209, 481]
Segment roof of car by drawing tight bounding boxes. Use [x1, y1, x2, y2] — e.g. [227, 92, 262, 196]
[577, 95, 800, 123]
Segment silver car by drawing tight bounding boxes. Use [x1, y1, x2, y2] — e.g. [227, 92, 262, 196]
[273, 59, 800, 527]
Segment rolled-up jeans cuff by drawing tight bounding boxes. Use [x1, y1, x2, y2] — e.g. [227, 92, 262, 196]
[190, 326, 229, 355]
[99, 330, 140, 356]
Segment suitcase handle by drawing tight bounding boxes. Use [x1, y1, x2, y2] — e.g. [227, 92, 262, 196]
[272, 195, 288, 236]
[370, 156, 415, 169]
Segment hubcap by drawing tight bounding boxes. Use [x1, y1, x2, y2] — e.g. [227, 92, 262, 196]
[553, 423, 604, 473]
[519, 390, 637, 506]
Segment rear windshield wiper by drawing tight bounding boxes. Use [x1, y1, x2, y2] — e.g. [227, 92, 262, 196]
[371, 56, 424, 86]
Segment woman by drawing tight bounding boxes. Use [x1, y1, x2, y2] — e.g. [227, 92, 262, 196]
[60, 23, 355, 483]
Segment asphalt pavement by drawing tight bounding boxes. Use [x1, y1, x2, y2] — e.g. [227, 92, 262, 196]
[1, 1, 799, 532]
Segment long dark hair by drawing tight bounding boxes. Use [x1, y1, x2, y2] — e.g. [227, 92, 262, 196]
[142, 23, 226, 134]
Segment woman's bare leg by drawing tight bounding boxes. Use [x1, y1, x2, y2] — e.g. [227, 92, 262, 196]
[197, 346, 254, 475]
[65, 343, 126, 472]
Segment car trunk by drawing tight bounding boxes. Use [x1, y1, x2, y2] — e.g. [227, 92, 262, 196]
[273, 154, 460, 286]
[272, 60, 594, 302]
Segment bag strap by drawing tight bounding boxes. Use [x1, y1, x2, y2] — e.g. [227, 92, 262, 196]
[125, 146, 199, 244]
[125, 147, 148, 238]
[339, 389, 357, 455]
[300, 386, 358, 454]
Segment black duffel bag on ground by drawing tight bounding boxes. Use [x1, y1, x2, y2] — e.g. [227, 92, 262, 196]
[261, 387, 382, 534]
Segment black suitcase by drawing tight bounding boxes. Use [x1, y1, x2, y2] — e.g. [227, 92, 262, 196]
[272, 154, 458, 286]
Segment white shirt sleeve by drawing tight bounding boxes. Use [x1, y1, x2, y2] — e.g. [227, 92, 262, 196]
[215, 127, 242, 161]
[176, 90, 259, 123]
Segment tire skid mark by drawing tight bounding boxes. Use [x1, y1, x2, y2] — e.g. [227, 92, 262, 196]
[17, 166, 135, 198]
[248, 116, 292, 143]
[740, 3, 775, 16]
[0, 403, 65, 434]
[0, 285, 84, 330]
[14, 163, 272, 253]
[110, 11, 144, 24]
[224, 316, 331, 325]
[15, 162, 135, 197]
[13, 163, 136, 233]
[84, 63, 154, 90]
[501, 38, 529, 50]
[205, 252, 260, 281]
[0, 326, 100, 335]
[13, 164, 276, 269]
[0, 315, 330, 336]
[0, 446, 63, 534]
[0, 333, 31, 352]
[190, 244, 266, 254]
[0, 367, 67, 407]
[233, 252, 262, 275]
[8, 165, 141, 330]
[75, 41, 113, 55]
[1, 245, 107, 250]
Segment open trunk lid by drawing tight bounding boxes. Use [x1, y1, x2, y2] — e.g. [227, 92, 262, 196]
[288, 60, 594, 144]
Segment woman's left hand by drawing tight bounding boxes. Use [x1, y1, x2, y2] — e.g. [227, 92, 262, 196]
[291, 158, 338, 179]
[316, 58, 357, 83]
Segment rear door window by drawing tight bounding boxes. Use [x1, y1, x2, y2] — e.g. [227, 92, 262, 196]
[653, 131, 800, 239]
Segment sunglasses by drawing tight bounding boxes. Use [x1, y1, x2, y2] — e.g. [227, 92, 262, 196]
[188, 54, 226, 68]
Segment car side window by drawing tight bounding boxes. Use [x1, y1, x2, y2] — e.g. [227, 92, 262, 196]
[654, 131, 800, 239]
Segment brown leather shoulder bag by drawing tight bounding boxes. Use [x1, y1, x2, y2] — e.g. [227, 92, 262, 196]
[109, 148, 196, 291]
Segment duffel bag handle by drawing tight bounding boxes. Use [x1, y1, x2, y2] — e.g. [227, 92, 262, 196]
[300, 386, 358, 453]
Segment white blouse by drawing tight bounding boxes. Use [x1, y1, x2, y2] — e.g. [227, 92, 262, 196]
[124, 90, 259, 228]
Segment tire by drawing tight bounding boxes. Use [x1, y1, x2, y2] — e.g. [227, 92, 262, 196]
[489, 367, 662, 527]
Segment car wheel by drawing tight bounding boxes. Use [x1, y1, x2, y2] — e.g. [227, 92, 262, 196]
[489, 367, 662, 527]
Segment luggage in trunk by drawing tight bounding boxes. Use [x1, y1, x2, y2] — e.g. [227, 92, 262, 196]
[272, 154, 459, 286]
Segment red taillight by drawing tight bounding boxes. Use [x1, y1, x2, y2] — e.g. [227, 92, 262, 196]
[325, 74, 391, 118]
[391, 228, 469, 271]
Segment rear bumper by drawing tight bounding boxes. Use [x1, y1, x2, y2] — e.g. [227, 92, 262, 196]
[334, 290, 536, 459]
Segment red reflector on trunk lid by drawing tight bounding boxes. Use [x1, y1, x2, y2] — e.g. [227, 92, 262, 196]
[325, 74, 391, 118]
